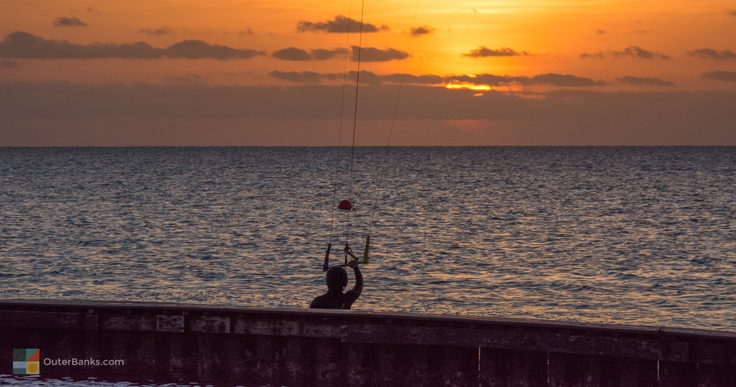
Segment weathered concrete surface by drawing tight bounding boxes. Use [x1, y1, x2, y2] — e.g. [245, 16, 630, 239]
[0, 299, 734, 386]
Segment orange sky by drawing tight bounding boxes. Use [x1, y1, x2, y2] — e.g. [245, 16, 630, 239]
[0, 0, 735, 145]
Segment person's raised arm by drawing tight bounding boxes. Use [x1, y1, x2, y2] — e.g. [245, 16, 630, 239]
[347, 259, 363, 297]
[344, 247, 364, 300]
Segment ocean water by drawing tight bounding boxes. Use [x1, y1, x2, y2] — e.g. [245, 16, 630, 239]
[1, 147, 734, 331]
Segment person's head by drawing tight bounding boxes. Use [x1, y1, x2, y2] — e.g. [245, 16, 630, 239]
[325, 266, 348, 292]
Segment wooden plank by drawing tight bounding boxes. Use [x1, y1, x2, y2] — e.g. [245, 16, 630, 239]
[196, 333, 229, 382]
[601, 357, 658, 387]
[439, 346, 479, 387]
[123, 331, 157, 377]
[254, 334, 285, 386]
[370, 343, 414, 387]
[403, 344, 441, 387]
[548, 352, 603, 387]
[313, 338, 346, 386]
[82, 312, 98, 330]
[0, 310, 80, 329]
[282, 336, 316, 387]
[659, 360, 697, 387]
[189, 315, 230, 334]
[156, 314, 184, 333]
[101, 313, 155, 331]
[346, 342, 376, 386]
[224, 333, 259, 383]
[696, 363, 736, 387]
[154, 331, 184, 382]
[344, 324, 667, 362]
[233, 315, 344, 338]
[479, 347, 547, 387]
[697, 342, 730, 365]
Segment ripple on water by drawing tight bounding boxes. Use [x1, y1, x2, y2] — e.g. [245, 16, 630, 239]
[0, 147, 735, 332]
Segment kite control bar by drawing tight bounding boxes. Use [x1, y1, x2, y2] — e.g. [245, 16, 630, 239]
[322, 238, 369, 271]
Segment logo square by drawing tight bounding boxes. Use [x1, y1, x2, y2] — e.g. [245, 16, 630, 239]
[12, 349, 40, 375]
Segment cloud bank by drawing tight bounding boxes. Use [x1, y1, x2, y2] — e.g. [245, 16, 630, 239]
[296, 15, 386, 33]
[688, 48, 736, 61]
[272, 47, 346, 61]
[269, 70, 605, 87]
[410, 26, 434, 36]
[463, 47, 526, 58]
[581, 46, 670, 60]
[354, 46, 408, 62]
[0, 32, 265, 59]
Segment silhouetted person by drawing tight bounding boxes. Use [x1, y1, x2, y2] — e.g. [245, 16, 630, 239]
[310, 247, 363, 309]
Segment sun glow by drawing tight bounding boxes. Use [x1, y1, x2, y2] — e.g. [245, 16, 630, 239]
[444, 82, 491, 91]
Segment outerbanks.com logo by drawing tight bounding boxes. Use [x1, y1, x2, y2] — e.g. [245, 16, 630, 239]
[44, 358, 125, 367]
[13, 348, 125, 376]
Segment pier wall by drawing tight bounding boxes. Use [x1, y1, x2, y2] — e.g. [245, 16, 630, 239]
[1, 300, 734, 386]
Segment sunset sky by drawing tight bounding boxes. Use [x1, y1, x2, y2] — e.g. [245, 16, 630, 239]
[1, 0, 735, 145]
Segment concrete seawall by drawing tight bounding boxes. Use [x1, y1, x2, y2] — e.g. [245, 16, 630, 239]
[1, 299, 734, 386]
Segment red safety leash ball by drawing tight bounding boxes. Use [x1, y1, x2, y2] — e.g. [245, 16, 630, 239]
[338, 200, 352, 211]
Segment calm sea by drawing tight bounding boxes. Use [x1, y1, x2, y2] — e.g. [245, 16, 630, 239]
[1, 147, 734, 332]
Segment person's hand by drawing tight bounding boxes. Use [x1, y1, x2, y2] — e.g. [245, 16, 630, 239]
[344, 246, 357, 259]
[347, 259, 358, 268]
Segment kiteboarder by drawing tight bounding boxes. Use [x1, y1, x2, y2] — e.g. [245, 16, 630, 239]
[310, 246, 363, 309]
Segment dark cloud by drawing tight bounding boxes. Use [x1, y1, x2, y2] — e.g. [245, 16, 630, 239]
[613, 46, 670, 59]
[272, 47, 310, 60]
[53, 17, 87, 27]
[410, 26, 434, 36]
[617, 76, 674, 87]
[525, 74, 605, 87]
[463, 46, 526, 58]
[239, 28, 254, 35]
[1, 82, 734, 145]
[166, 40, 263, 59]
[138, 27, 174, 36]
[0, 32, 265, 59]
[85, 7, 97, 13]
[0, 32, 161, 58]
[579, 52, 606, 59]
[702, 71, 736, 82]
[430, 73, 605, 87]
[312, 48, 346, 60]
[596, 29, 606, 35]
[272, 47, 346, 61]
[0, 59, 20, 68]
[688, 48, 736, 61]
[268, 70, 604, 88]
[382, 73, 444, 85]
[269, 70, 436, 85]
[270, 70, 382, 85]
[581, 46, 670, 60]
[457, 73, 603, 87]
[726, 9, 736, 16]
[297, 15, 383, 33]
[353, 46, 408, 62]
